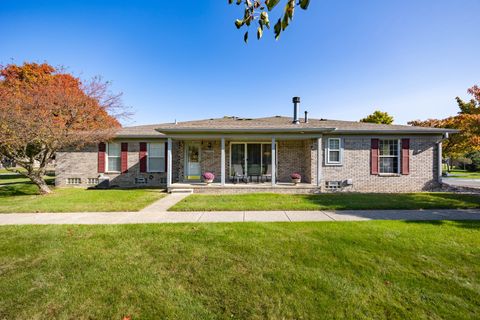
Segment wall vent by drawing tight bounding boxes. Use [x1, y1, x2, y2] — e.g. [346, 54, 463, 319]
[66, 178, 81, 185]
[325, 181, 342, 190]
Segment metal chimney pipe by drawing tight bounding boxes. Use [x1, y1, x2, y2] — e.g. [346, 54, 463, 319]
[304, 111, 308, 123]
[292, 96, 300, 124]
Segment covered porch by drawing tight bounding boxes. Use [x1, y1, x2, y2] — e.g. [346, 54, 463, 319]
[167, 181, 321, 194]
[165, 133, 324, 193]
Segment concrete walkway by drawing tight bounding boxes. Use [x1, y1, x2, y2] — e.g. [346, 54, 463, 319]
[0, 209, 479, 225]
[139, 193, 190, 213]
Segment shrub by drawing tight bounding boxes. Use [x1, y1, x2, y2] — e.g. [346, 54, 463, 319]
[465, 151, 480, 172]
[202, 172, 215, 180]
[291, 173, 301, 180]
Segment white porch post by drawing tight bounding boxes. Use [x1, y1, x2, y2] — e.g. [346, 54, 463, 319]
[438, 141, 443, 183]
[167, 137, 172, 188]
[317, 136, 322, 186]
[221, 137, 225, 186]
[271, 137, 276, 186]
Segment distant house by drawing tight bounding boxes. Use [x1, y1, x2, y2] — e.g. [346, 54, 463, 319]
[56, 97, 456, 193]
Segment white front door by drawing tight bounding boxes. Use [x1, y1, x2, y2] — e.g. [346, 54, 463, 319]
[186, 142, 201, 180]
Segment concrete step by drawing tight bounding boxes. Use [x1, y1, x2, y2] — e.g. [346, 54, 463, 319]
[169, 188, 194, 194]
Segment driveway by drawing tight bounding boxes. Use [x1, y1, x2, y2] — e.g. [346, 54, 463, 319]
[443, 178, 480, 189]
[0, 209, 479, 225]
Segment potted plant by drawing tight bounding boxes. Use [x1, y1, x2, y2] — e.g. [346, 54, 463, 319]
[202, 172, 215, 185]
[291, 173, 301, 185]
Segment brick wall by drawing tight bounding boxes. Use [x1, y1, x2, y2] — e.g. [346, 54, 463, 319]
[56, 135, 442, 192]
[277, 140, 312, 183]
[320, 135, 442, 192]
[56, 139, 168, 188]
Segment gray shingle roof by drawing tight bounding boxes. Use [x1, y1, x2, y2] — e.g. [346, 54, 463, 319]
[116, 116, 457, 137]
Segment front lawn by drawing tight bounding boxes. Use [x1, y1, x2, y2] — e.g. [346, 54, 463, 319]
[0, 221, 478, 319]
[0, 175, 164, 213]
[170, 192, 480, 211]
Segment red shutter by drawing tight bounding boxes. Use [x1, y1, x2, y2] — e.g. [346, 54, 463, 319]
[139, 142, 147, 173]
[164, 141, 168, 172]
[371, 139, 379, 175]
[401, 138, 410, 175]
[98, 142, 106, 173]
[121, 143, 128, 173]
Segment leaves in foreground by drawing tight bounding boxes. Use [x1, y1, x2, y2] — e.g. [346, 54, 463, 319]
[229, 0, 310, 42]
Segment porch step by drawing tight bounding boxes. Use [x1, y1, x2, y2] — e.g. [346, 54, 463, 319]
[169, 188, 194, 194]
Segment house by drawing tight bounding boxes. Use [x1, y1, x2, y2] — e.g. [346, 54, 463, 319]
[55, 97, 456, 193]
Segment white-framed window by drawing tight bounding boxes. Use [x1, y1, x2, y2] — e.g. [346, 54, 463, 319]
[106, 142, 121, 172]
[326, 138, 342, 165]
[379, 139, 400, 174]
[147, 142, 165, 173]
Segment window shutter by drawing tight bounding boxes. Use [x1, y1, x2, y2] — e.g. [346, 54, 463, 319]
[98, 142, 106, 173]
[164, 141, 168, 172]
[121, 143, 128, 173]
[139, 142, 147, 173]
[401, 138, 410, 175]
[371, 139, 379, 175]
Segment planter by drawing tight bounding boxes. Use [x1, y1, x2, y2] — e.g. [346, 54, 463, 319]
[292, 178, 301, 185]
[202, 172, 215, 185]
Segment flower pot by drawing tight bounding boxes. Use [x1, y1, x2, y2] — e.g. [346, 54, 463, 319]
[204, 179, 213, 185]
[292, 178, 301, 185]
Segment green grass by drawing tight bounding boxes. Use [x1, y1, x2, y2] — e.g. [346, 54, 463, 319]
[0, 221, 479, 319]
[0, 175, 165, 213]
[170, 192, 480, 211]
[445, 169, 480, 179]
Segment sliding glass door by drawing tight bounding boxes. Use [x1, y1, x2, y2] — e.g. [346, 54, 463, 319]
[247, 144, 262, 176]
[230, 143, 276, 177]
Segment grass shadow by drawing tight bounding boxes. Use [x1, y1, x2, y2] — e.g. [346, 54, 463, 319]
[405, 220, 480, 230]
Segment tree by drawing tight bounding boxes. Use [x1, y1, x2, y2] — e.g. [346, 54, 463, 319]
[360, 110, 394, 124]
[229, 0, 310, 42]
[456, 85, 480, 115]
[0, 63, 123, 194]
[408, 85, 480, 171]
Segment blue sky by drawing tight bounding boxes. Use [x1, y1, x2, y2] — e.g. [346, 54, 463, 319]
[1, 0, 479, 125]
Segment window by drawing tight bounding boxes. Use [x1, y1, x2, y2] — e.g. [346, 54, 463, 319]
[66, 178, 81, 185]
[379, 139, 400, 174]
[106, 143, 121, 172]
[326, 138, 342, 165]
[148, 143, 165, 172]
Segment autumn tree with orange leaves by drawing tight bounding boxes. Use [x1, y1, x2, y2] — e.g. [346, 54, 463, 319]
[0, 63, 123, 194]
[409, 85, 480, 171]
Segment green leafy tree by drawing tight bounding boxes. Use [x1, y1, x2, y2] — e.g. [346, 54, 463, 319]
[360, 110, 394, 124]
[229, 0, 310, 42]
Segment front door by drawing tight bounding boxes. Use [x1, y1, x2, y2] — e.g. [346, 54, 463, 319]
[185, 142, 201, 180]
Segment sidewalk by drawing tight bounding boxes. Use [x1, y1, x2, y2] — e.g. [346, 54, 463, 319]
[0, 209, 479, 225]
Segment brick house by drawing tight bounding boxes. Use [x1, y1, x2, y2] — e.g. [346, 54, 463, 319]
[56, 98, 456, 193]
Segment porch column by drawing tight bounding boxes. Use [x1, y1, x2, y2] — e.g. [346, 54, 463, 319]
[221, 137, 225, 186]
[438, 141, 443, 183]
[271, 137, 276, 186]
[167, 137, 172, 188]
[317, 136, 322, 186]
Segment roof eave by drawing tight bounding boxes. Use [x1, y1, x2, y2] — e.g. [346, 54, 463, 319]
[332, 129, 459, 134]
[155, 127, 337, 134]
